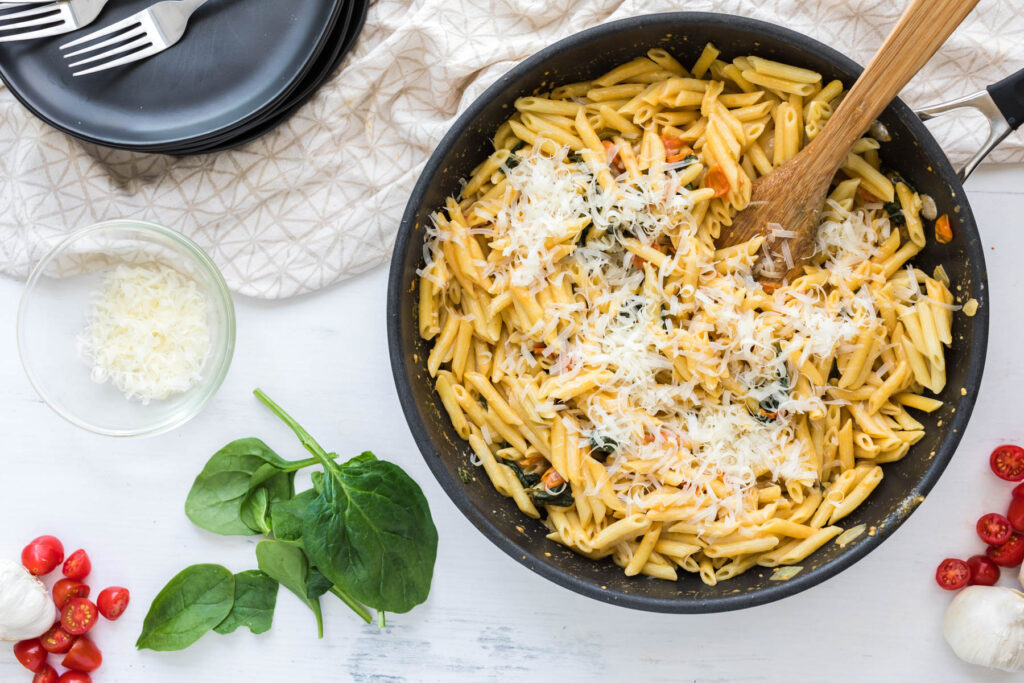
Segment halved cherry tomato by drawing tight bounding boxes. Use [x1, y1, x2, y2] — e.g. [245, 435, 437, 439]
[990, 445, 1024, 481]
[53, 579, 91, 609]
[33, 665, 59, 683]
[59, 673, 92, 683]
[988, 533, 1024, 567]
[935, 557, 970, 590]
[14, 638, 47, 672]
[22, 536, 64, 576]
[967, 554, 1001, 586]
[61, 598, 98, 636]
[96, 586, 130, 621]
[660, 135, 685, 157]
[977, 513, 1013, 545]
[935, 213, 953, 244]
[62, 550, 91, 581]
[62, 637, 101, 673]
[1010, 496, 1024, 532]
[541, 467, 565, 489]
[704, 165, 731, 198]
[40, 624, 76, 654]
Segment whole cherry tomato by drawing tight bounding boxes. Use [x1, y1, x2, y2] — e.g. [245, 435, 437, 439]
[1009, 496, 1024, 532]
[988, 533, 1024, 567]
[967, 554, 1001, 586]
[53, 579, 91, 609]
[96, 586, 130, 621]
[62, 550, 91, 581]
[61, 598, 98, 636]
[13, 638, 47, 672]
[33, 665, 59, 683]
[59, 673, 92, 683]
[977, 513, 1013, 545]
[991, 445, 1024, 481]
[935, 558, 970, 590]
[62, 637, 101, 673]
[40, 624, 76, 655]
[22, 536, 64, 576]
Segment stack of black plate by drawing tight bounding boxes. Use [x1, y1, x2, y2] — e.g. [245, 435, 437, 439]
[0, 0, 368, 155]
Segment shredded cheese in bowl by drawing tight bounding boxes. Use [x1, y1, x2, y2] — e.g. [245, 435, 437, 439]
[78, 263, 211, 404]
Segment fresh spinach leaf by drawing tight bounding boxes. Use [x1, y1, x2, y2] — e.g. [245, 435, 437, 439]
[240, 487, 272, 536]
[270, 489, 317, 543]
[255, 540, 324, 638]
[136, 564, 235, 651]
[214, 570, 278, 636]
[302, 456, 438, 614]
[305, 568, 334, 600]
[185, 438, 297, 536]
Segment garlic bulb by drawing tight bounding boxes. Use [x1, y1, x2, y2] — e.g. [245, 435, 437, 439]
[943, 586, 1024, 671]
[0, 559, 56, 641]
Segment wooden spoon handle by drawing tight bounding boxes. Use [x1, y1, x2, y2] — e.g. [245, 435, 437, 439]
[812, 0, 979, 171]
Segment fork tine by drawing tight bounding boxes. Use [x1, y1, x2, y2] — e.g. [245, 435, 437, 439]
[0, 2, 62, 24]
[60, 14, 140, 50]
[0, 22, 71, 41]
[0, 10, 66, 33]
[63, 26, 144, 58]
[72, 43, 160, 77]
[67, 34, 149, 68]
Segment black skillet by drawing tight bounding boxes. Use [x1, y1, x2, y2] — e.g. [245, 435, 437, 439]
[0, 0, 344, 150]
[388, 12, 1022, 612]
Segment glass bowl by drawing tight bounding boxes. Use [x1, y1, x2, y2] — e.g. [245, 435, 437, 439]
[17, 220, 236, 437]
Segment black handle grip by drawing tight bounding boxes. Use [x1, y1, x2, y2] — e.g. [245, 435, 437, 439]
[988, 67, 1024, 131]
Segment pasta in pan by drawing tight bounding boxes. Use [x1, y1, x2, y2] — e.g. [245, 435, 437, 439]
[416, 44, 959, 584]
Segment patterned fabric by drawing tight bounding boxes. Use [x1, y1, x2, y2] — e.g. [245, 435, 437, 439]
[1, 0, 1021, 298]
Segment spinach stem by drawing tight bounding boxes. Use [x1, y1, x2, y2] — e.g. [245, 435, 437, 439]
[330, 586, 373, 624]
[254, 389, 332, 466]
[377, 610, 386, 629]
[281, 456, 322, 472]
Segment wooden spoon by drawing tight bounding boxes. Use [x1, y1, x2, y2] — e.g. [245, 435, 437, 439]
[717, 0, 979, 282]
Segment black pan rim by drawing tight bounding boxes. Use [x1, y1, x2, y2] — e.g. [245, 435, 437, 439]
[0, 0, 347, 150]
[387, 10, 989, 613]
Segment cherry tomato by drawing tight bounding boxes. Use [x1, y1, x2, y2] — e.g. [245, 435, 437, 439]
[58, 673, 92, 683]
[988, 533, 1024, 567]
[62, 637, 101, 673]
[1009, 497, 1024, 532]
[59, 674, 93, 683]
[13, 639, 47, 672]
[935, 557, 970, 590]
[96, 586, 130, 621]
[33, 665, 59, 683]
[704, 165, 731, 198]
[977, 513, 1013, 545]
[22, 536, 65, 576]
[967, 554, 1001, 586]
[62, 550, 91, 581]
[541, 467, 565, 489]
[61, 598, 98, 636]
[40, 624, 76, 655]
[1013, 482, 1024, 499]
[991, 445, 1024, 481]
[53, 579, 91, 609]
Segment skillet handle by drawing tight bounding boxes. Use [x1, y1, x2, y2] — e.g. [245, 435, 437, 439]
[916, 67, 1024, 183]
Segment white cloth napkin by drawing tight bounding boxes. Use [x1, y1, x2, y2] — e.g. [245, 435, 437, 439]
[1, 0, 1021, 298]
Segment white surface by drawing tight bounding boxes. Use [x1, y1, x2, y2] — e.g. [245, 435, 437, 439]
[0, 165, 1021, 682]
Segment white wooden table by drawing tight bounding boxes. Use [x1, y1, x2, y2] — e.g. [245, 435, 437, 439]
[1, 165, 1022, 682]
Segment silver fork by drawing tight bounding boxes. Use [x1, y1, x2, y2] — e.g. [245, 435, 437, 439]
[60, 0, 208, 77]
[0, 0, 109, 42]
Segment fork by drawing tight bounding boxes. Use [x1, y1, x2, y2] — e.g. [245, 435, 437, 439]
[60, 0, 208, 77]
[0, 0, 109, 42]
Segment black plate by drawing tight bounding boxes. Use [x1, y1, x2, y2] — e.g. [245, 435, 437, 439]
[174, 0, 368, 156]
[0, 0, 343, 149]
[387, 12, 989, 612]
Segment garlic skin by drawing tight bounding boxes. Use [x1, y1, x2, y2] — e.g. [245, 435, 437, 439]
[943, 586, 1024, 671]
[0, 559, 56, 641]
